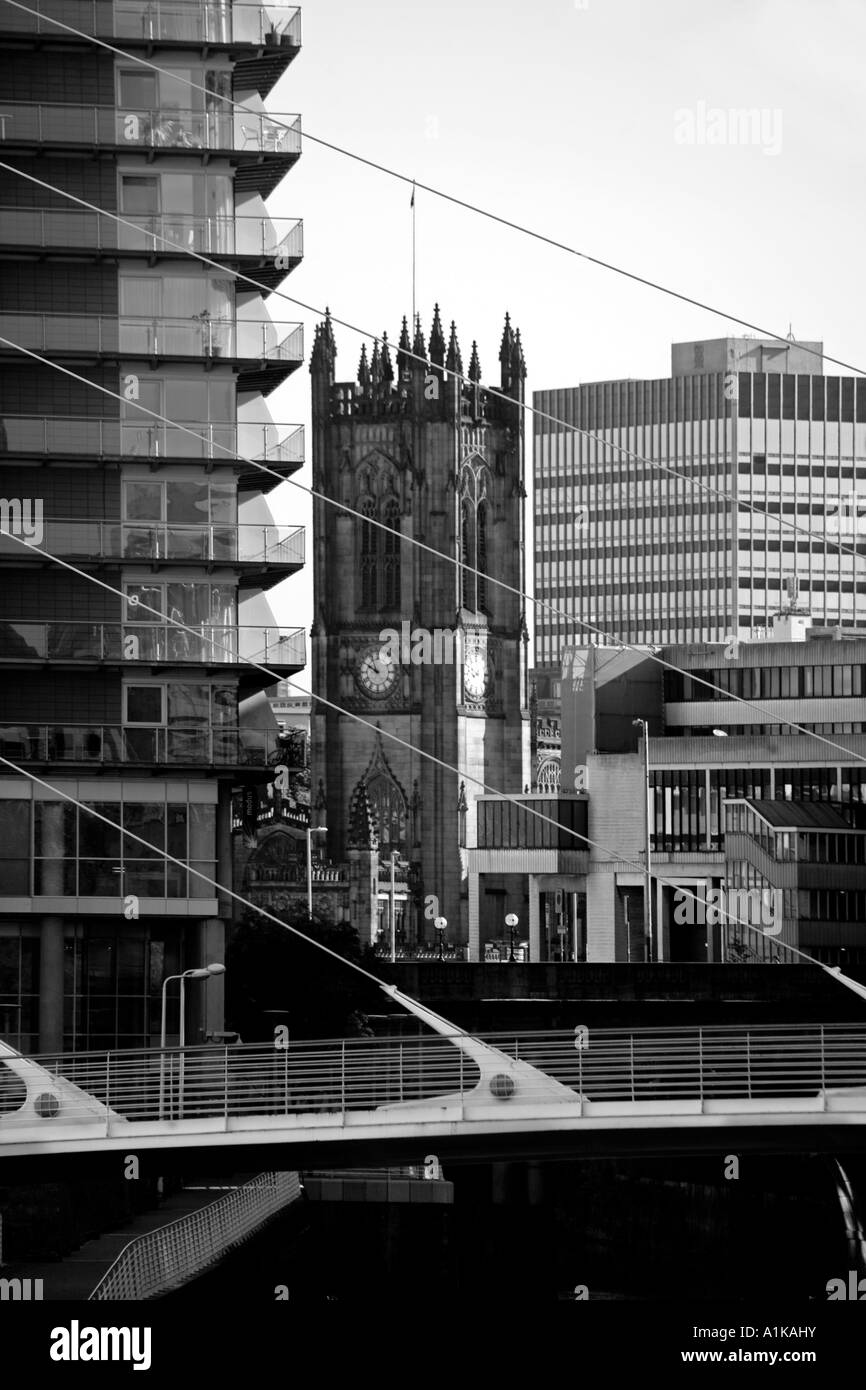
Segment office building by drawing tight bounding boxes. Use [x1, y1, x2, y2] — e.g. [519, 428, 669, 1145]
[534, 336, 866, 663]
[0, 1, 306, 1051]
[469, 615, 866, 965]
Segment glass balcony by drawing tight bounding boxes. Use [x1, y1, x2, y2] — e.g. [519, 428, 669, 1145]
[0, 207, 303, 264]
[0, 520, 304, 567]
[0, 103, 302, 158]
[0, 724, 275, 766]
[0, 622, 306, 668]
[0, 1, 302, 49]
[0, 313, 303, 367]
[0, 416, 304, 467]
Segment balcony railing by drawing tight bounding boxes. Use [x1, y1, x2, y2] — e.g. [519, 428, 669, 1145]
[0, 416, 304, 465]
[0, 520, 304, 566]
[0, 724, 294, 766]
[0, 1, 302, 49]
[0, 314, 303, 363]
[0, 102, 302, 156]
[0, 622, 306, 667]
[0, 207, 303, 261]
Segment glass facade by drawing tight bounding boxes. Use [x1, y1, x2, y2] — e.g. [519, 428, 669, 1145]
[0, 793, 216, 898]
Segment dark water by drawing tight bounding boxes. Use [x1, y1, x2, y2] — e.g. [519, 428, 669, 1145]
[166, 1154, 862, 1306]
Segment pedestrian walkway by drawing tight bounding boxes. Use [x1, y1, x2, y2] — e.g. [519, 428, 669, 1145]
[1, 1182, 246, 1300]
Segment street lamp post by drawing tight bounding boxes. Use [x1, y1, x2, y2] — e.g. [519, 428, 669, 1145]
[505, 912, 519, 963]
[159, 963, 226, 1120]
[306, 825, 327, 919]
[434, 915, 447, 960]
[632, 718, 653, 963]
[390, 849, 399, 962]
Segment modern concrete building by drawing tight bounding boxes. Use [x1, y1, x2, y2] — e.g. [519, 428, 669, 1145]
[468, 616, 866, 967]
[0, 1, 306, 1051]
[533, 336, 866, 663]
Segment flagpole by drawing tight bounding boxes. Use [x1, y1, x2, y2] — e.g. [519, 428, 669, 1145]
[411, 181, 416, 328]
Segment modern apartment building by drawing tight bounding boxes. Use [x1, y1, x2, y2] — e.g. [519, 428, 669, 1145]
[0, 1, 306, 1052]
[533, 336, 866, 663]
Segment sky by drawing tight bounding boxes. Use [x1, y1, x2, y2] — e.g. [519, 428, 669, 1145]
[260, 0, 866, 672]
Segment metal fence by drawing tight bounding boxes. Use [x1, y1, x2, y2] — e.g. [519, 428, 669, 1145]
[9, 1024, 866, 1134]
[89, 1171, 302, 1300]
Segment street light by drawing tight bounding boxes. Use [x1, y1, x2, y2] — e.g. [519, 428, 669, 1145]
[390, 849, 400, 962]
[306, 825, 328, 919]
[434, 915, 447, 960]
[632, 718, 653, 963]
[159, 963, 226, 1120]
[712, 729, 729, 737]
[505, 912, 519, 962]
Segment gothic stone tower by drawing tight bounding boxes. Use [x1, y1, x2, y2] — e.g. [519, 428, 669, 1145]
[310, 307, 530, 947]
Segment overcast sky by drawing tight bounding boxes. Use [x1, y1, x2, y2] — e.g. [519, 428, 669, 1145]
[261, 0, 866, 670]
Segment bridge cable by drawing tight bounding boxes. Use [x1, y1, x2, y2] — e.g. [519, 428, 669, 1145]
[0, 0, 862, 378]
[1, 328, 864, 766]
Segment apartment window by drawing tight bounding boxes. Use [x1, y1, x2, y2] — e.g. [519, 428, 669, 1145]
[121, 176, 159, 214]
[0, 925, 39, 1053]
[0, 801, 30, 895]
[118, 70, 157, 110]
[125, 685, 165, 724]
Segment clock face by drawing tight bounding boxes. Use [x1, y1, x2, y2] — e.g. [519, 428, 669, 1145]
[463, 649, 489, 700]
[356, 642, 400, 698]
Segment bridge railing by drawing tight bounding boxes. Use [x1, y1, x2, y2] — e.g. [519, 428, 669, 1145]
[89, 1171, 302, 1300]
[7, 1024, 866, 1133]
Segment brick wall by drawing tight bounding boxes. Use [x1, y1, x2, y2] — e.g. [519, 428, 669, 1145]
[0, 364, 120, 417]
[0, 671, 121, 723]
[0, 156, 118, 209]
[0, 467, 119, 517]
[0, 263, 118, 315]
[0, 570, 120, 621]
[0, 52, 115, 104]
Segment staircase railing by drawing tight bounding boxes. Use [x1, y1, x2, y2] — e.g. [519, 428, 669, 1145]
[88, 1171, 302, 1300]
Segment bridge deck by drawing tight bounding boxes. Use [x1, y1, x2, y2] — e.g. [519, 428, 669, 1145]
[2, 1023, 866, 1161]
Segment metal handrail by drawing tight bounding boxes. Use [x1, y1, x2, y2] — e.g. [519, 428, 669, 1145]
[89, 1172, 302, 1300]
[0, 312, 303, 362]
[0, 1, 302, 47]
[0, 416, 304, 464]
[4, 1023, 865, 1140]
[0, 621, 306, 666]
[0, 208, 303, 259]
[0, 102, 302, 156]
[0, 520, 304, 565]
[0, 723, 297, 765]
[721, 920, 801, 965]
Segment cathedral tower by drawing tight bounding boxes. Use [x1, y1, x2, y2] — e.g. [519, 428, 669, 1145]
[310, 308, 529, 947]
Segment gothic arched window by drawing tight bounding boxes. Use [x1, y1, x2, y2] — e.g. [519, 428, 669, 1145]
[477, 500, 488, 613]
[382, 497, 402, 610]
[359, 495, 377, 608]
[537, 757, 561, 792]
[461, 496, 474, 610]
[459, 463, 489, 615]
[367, 773, 406, 853]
